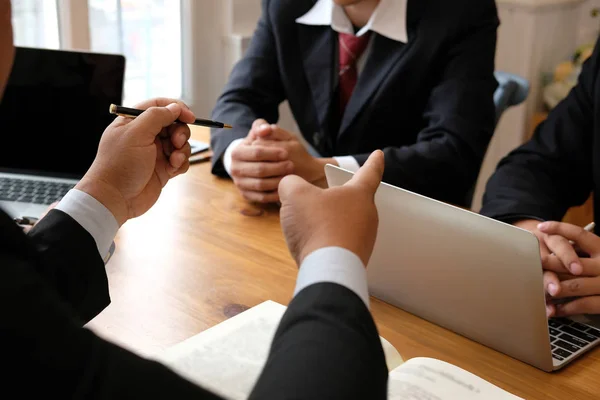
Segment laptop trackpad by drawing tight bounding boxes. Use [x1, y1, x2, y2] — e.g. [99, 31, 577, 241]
[0, 201, 49, 219]
[572, 314, 600, 328]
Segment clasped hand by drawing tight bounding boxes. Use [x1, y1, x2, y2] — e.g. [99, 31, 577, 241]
[230, 119, 334, 203]
[520, 220, 600, 317]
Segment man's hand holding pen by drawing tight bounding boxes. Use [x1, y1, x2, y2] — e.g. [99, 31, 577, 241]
[75, 98, 195, 226]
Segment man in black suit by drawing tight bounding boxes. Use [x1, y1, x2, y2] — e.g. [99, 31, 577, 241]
[210, 0, 499, 207]
[0, 1, 388, 397]
[480, 36, 600, 319]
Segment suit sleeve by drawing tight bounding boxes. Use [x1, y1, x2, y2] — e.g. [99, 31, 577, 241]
[210, 0, 286, 177]
[480, 37, 599, 222]
[249, 283, 388, 400]
[23, 209, 111, 323]
[353, 1, 499, 207]
[0, 249, 223, 399]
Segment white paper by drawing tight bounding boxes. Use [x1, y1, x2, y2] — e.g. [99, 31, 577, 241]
[156, 301, 521, 400]
[388, 357, 523, 400]
[155, 301, 285, 400]
[155, 300, 403, 399]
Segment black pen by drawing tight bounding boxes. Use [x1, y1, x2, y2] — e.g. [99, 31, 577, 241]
[109, 104, 232, 129]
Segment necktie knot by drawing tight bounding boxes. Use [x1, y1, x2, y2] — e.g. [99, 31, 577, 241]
[338, 32, 371, 75]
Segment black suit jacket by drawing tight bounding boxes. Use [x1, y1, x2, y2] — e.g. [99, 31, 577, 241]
[0, 208, 387, 398]
[480, 36, 600, 224]
[211, 0, 499, 207]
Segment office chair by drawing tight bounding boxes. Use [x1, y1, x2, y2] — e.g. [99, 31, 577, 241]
[461, 71, 530, 208]
[493, 71, 530, 126]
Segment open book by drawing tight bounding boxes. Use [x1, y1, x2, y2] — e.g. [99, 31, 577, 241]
[155, 301, 522, 399]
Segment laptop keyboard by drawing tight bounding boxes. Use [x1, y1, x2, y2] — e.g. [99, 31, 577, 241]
[0, 177, 74, 205]
[549, 318, 600, 361]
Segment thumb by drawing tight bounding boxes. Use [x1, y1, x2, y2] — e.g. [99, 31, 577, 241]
[258, 125, 294, 141]
[252, 118, 269, 130]
[126, 103, 183, 142]
[248, 119, 271, 141]
[279, 174, 320, 205]
[346, 150, 385, 195]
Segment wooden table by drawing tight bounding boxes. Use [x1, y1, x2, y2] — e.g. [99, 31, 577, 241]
[87, 128, 600, 400]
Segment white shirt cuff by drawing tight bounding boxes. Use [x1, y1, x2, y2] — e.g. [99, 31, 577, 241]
[223, 138, 244, 176]
[55, 189, 118, 263]
[333, 156, 360, 172]
[294, 247, 369, 308]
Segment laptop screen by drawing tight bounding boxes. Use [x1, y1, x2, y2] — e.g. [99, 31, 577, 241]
[0, 47, 125, 179]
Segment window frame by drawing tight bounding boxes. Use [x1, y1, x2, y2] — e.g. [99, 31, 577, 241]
[56, 0, 188, 105]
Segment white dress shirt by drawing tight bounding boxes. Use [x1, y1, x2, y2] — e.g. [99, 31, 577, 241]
[223, 0, 408, 175]
[54, 189, 369, 306]
[55, 189, 119, 264]
[295, 246, 369, 307]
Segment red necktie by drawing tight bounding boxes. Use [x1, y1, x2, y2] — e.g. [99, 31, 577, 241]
[338, 31, 371, 116]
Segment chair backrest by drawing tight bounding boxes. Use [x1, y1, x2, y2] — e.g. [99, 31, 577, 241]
[493, 71, 530, 125]
[462, 71, 530, 208]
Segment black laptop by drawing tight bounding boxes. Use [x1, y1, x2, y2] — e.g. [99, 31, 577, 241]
[0, 46, 125, 219]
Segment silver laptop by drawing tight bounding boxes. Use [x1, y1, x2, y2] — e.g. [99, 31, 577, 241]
[0, 47, 125, 220]
[325, 164, 600, 372]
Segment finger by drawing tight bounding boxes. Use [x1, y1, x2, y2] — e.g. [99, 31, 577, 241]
[252, 138, 281, 147]
[252, 137, 298, 150]
[161, 137, 175, 158]
[257, 125, 294, 141]
[557, 272, 576, 281]
[127, 103, 184, 143]
[538, 221, 600, 257]
[346, 150, 385, 195]
[169, 158, 190, 178]
[252, 119, 269, 130]
[555, 296, 600, 316]
[169, 143, 192, 171]
[546, 303, 556, 318]
[279, 174, 319, 205]
[240, 190, 280, 204]
[231, 144, 288, 162]
[555, 276, 600, 298]
[542, 254, 572, 274]
[230, 161, 294, 179]
[234, 176, 284, 192]
[544, 270, 562, 297]
[174, 160, 190, 177]
[543, 255, 600, 277]
[252, 123, 274, 139]
[543, 234, 583, 275]
[539, 237, 551, 258]
[169, 123, 191, 149]
[248, 119, 271, 141]
[158, 126, 169, 140]
[153, 139, 171, 187]
[168, 152, 187, 172]
[134, 97, 195, 123]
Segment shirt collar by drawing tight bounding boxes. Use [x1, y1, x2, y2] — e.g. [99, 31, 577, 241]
[296, 0, 408, 43]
